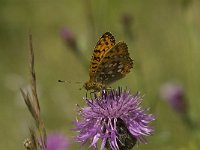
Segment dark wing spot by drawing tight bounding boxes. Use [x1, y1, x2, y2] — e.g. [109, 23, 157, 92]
[94, 56, 101, 62]
[94, 50, 101, 53]
[104, 56, 111, 59]
[101, 62, 106, 65]
[92, 66, 98, 69]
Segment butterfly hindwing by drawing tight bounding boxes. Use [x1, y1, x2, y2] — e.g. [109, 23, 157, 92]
[95, 42, 133, 84]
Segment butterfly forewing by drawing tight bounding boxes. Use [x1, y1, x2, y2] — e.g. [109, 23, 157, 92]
[95, 42, 133, 84]
[89, 32, 115, 79]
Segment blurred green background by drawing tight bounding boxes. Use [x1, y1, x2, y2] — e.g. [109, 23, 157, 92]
[1, 0, 200, 149]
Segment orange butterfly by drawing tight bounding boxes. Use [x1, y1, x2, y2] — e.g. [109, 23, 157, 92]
[84, 32, 133, 91]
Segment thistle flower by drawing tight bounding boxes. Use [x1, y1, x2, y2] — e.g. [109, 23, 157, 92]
[121, 13, 134, 40]
[121, 13, 132, 28]
[74, 88, 155, 150]
[45, 133, 69, 150]
[160, 82, 188, 114]
[60, 27, 78, 52]
[60, 27, 88, 69]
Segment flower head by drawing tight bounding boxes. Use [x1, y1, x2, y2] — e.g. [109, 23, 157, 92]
[45, 133, 69, 150]
[121, 13, 133, 27]
[60, 27, 78, 52]
[74, 88, 155, 150]
[120, 13, 134, 40]
[160, 82, 188, 114]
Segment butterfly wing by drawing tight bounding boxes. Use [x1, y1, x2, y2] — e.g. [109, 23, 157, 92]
[89, 32, 115, 80]
[95, 42, 133, 84]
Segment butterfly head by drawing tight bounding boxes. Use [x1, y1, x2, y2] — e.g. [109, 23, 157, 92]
[83, 81, 104, 91]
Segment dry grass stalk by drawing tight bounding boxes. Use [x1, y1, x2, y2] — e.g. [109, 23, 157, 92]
[21, 33, 47, 150]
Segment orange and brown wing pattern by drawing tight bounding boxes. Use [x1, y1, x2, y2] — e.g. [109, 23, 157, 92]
[95, 42, 133, 84]
[89, 32, 115, 79]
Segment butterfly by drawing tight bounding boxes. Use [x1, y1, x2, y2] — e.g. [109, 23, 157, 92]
[83, 32, 133, 91]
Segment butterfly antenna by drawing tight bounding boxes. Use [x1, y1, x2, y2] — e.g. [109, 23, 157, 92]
[86, 92, 88, 99]
[58, 80, 82, 84]
[58, 80, 71, 83]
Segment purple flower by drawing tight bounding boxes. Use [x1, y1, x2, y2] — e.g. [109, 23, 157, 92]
[120, 13, 134, 40]
[121, 13, 133, 27]
[160, 82, 188, 114]
[45, 133, 69, 150]
[60, 28, 78, 52]
[74, 88, 155, 150]
[60, 27, 88, 68]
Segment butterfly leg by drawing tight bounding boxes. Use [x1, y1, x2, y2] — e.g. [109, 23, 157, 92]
[85, 91, 88, 99]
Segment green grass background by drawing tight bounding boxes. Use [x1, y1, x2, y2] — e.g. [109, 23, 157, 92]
[0, 0, 200, 149]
